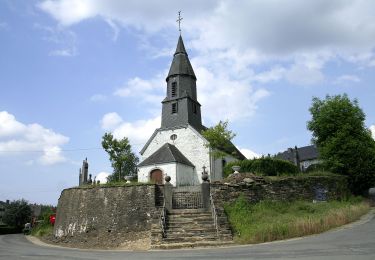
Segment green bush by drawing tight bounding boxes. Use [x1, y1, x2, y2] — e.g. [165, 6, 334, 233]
[224, 157, 299, 177]
[0, 226, 22, 235]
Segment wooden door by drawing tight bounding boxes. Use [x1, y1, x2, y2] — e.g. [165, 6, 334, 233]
[150, 169, 163, 184]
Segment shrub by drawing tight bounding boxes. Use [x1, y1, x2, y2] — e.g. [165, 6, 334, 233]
[224, 157, 299, 177]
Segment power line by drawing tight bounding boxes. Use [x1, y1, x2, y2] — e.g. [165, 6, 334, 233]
[0, 143, 145, 153]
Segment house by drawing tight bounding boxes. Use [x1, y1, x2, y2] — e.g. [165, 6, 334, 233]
[276, 145, 320, 171]
[138, 35, 245, 186]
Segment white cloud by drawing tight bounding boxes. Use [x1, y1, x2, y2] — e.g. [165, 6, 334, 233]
[101, 113, 160, 150]
[285, 64, 325, 86]
[370, 125, 375, 140]
[90, 94, 107, 102]
[239, 148, 260, 160]
[37, 0, 375, 89]
[0, 111, 69, 165]
[96, 171, 110, 184]
[49, 48, 76, 57]
[33, 23, 77, 57]
[114, 76, 165, 104]
[194, 66, 270, 123]
[333, 74, 361, 85]
[100, 112, 123, 130]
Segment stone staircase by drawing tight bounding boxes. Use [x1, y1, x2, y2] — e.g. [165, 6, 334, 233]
[151, 208, 233, 249]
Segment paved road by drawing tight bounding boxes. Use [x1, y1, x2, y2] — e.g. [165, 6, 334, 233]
[1, 212, 375, 260]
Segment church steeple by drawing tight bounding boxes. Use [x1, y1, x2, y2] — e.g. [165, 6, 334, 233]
[161, 35, 202, 131]
[167, 35, 196, 81]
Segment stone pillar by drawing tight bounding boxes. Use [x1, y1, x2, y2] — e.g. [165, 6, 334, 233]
[201, 173, 210, 210]
[79, 168, 82, 186]
[164, 176, 173, 212]
[82, 158, 89, 184]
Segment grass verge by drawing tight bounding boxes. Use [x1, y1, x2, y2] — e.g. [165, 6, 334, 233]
[224, 196, 370, 244]
[31, 224, 53, 237]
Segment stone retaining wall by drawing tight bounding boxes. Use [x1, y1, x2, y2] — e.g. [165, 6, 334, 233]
[211, 175, 349, 207]
[53, 184, 157, 248]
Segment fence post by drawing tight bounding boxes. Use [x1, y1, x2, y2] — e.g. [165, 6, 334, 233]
[164, 176, 173, 212]
[201, 174, 210, 210]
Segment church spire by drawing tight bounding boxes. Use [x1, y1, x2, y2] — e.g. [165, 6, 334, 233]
[161, 34, 202, 131]
[166, 35, 196, 81]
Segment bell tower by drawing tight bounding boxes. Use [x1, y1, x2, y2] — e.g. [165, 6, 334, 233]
[161, 35, 203, 131]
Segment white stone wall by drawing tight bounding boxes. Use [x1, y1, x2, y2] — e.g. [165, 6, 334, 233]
[141, 126, 210, 184]
[138, 163, 177, 186]
[177, 163, 197, 186]
[301, 159, 321, 171]
[212, 155, 237, 181]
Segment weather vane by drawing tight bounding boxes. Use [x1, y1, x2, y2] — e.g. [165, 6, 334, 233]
[177, 11, 183, 34]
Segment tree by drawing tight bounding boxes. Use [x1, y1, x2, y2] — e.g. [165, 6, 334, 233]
[101, 133, 139, 182]
[202, 120, 237, 159]
[3, 199, 32, 229]
[307, 94, 375, 194]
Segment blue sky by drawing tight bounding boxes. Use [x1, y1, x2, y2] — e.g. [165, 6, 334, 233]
[1, 0, 375, 205]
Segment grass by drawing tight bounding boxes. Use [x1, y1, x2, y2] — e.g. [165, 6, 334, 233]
[74, 181, 154, 189]
[224, 196, 370, 244]
[31, 224, 53, 237]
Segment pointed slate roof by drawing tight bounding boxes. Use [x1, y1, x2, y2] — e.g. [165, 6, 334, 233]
[138, 143, 194, 167]
[166, 35, 196, 81]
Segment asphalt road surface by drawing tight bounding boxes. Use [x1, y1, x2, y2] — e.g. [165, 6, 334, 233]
[1, 211, 374, 260]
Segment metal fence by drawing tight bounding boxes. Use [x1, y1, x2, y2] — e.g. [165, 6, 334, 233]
[172, 186, 203, 209]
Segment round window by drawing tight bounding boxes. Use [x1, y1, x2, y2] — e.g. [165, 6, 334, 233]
[170, 134, 177, 141]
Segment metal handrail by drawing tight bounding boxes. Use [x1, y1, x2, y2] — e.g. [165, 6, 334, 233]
[210, 192, 219, 238]
[160, 197, 167, 238]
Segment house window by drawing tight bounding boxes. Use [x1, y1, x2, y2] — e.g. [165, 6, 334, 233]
[171, 82, 177, 97]
[172, 103, 178, 114]
[193, 103, 197, 114]
[170, 134, 177, 140]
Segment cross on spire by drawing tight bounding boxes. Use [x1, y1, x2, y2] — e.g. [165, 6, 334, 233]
[177, 11, 183, 34]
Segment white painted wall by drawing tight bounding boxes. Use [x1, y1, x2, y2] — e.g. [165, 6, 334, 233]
[212, 155, 237, 181]
[176, 163, 197, 186]
[138, 163, 177, 186]
[301, 159, 321, 171]
[141, 126, 210, 184]
[138, 162, 195, 186]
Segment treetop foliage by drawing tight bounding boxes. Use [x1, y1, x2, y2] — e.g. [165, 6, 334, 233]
[202, 120, 237, 158]
[307, 94, 375, 194]
[3, 199, 32, 229]
[102, 132, 139, 183]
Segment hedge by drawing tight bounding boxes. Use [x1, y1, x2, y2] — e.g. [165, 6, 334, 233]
[223, 157, 299, 177]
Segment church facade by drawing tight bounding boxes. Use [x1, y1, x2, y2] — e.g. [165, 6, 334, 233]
[138, 35, 245, 186]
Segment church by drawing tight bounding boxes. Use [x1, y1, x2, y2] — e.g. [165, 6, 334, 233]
[138, 35, 245, 186]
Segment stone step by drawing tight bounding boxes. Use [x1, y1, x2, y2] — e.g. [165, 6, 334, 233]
[167, 221, 214, 227]
[163, 235, 218, 243]
[169, 209, 211, 214]
[167, 226, 216, 234]
[151, 240, 234, 250]
[168, 218, 213, 223]
[166, 232, 217, 238]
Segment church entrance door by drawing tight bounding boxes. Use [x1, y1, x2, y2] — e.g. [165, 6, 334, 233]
[150, 169, 163, 184]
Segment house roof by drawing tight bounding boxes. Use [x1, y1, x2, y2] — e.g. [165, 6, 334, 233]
[166, 35, 196, 81]
[276, 145, 319, 162]
[138, 143, 195, 167]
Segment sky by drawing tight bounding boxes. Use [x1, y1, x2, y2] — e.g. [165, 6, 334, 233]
[1, 0, 375, 205]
